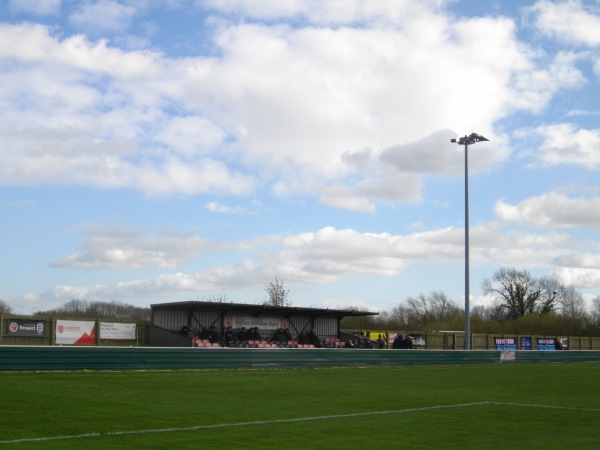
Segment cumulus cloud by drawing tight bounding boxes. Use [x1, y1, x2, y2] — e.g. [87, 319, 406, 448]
[527, 124, 600, 167]
[155, 116, 225, 156]
[526, 0, 600, 47]
[552, 267, 600, 289]
[205, 200, 254, 214]
[513, 51, 587, 113]
[203, 0, 442, 24]
[37, 221, 590, 305]
[8, 0, 61, 16]
[0, 5, 565, 209]
[51, 226, 212, 269]
[380, 129, 503, 176]
[3, 1, 600, 315]
[494, 191, 600, 228]
[69, 0, 137, 34]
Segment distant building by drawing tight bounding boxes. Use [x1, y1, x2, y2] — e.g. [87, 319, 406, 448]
[149, 300, 377, 347]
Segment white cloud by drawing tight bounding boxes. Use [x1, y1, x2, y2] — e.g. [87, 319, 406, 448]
[318, 186, 378, 213]
[156, 116, 225, 155]
[205, 200, 247, 214]
[554, 252, 600, 268]
[69, 0, 137, 34]
[0, 23, 159, 77]
[523, 124, 600, 167]
[495, 191, 600, 229]
[0, 5, 590, 210]
[0, 126, 256, 195]
[203, 0, 442, 25]
[513, 51, 587, 113]
[380, 129, 503, 176]
[51, 226, 212, 269]
[566, 109, 600, 117]
[552, 267, 600, 289]
[8, 0, 62, 15]
[38, 221, 596, 304]
[526, 0, 600, 47]
[3, 1, 600, 315]
[134, 158, 257, 196]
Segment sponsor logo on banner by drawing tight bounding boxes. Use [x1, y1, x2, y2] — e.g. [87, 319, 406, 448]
[6, 319, 47, 337]
[231, 316, 282, 330]
[223, 315, 233, 328]
[494, 337, 517, 350]
[520, 336, 532, 350]
[537, 337, 556, 350]
[55, 320, 96, 345]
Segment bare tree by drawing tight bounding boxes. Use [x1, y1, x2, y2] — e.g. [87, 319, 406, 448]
[263, 277, 291, 307]
[538, 276, 567, 315]
[0, 299, 13, 314]
[557, 285, 586, 319]
[406, 294, 431, 325]
[57, 299, 89, 317]
[482, 268, 565, 319]
[589, 296, 600, 328]
[202, 294, 229, 303]
[471, 304, 505, 322]
[481, 268, 538, 319]
[390, 304, 411, 329]
[428, 291, 462, 321]
[398, 291, 462, 329]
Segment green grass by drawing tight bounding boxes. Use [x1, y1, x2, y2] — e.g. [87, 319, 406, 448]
[1, 363, 599, 449]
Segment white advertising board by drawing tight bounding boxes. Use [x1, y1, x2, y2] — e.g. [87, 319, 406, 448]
[100, 322, 136, 340]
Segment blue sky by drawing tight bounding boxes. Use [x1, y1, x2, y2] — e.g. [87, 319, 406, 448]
[1, 0, 599, 315]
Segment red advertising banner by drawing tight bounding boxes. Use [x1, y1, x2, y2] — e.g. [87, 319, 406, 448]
[55, 320, 96, 345]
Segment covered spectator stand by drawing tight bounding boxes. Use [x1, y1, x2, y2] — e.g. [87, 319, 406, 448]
[149, 301, 377, 348]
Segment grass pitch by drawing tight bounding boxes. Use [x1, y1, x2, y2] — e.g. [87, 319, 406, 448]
[1, 362, 599, 449]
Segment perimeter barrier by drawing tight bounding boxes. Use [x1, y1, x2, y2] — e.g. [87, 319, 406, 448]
[1, 346, 600, 371]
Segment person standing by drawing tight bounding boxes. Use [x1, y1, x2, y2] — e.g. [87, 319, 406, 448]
[392, 333, 404, 349]
[554, 337, 563, 350]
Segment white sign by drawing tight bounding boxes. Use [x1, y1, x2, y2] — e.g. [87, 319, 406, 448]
[55, 320, 96, 345]
[226, 316, 286, 330]
[100, 322, 136, 340]
[500, 350, 516, 362]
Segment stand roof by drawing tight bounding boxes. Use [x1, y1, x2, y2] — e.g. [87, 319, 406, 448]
[151, 300, 378, 320]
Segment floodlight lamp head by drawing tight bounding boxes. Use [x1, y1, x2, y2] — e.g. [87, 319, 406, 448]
[452, 133, 489, 146]
[468, 133, 489, 143]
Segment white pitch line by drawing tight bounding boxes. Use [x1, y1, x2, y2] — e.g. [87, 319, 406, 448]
[0, 402, 488, 445]
[2, 401, 599, 445]
[488, 401, 600, 413]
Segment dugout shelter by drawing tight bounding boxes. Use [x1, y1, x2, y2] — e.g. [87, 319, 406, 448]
[149, 300, 377, 347]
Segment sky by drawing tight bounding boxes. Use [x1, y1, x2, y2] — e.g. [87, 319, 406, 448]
[1, 0, 600, 315]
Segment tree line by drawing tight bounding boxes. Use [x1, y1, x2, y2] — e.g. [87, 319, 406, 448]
[342, 267, 600, 337]
[8, 299, 152, 322]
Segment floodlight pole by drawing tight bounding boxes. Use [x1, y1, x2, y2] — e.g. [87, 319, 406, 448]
[450, 133, 489, 350]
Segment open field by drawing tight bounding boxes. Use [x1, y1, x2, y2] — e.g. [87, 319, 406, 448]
[1, 362, 599, 449]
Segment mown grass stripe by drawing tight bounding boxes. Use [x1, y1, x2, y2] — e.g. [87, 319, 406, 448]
[0, 402, 488, 445]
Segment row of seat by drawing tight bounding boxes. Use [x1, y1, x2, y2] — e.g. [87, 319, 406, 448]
[192, 337, 339, 349]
